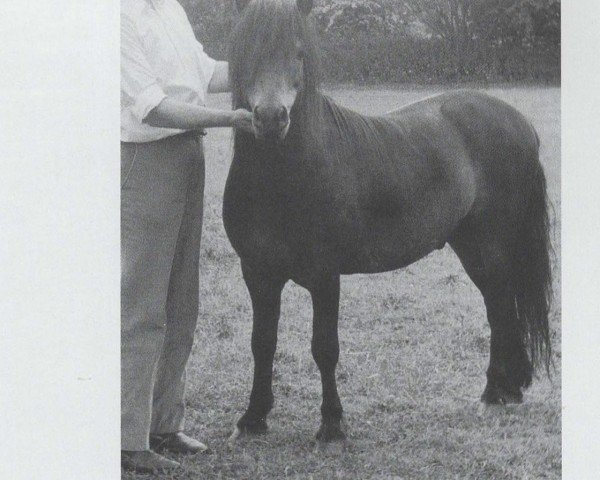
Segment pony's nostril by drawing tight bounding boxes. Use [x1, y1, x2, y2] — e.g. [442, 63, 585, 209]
[252, 106, 263, 127]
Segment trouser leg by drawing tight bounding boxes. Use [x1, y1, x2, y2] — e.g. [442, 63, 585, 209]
[120, 135, 197, 450]
[151, 143, 205, 434]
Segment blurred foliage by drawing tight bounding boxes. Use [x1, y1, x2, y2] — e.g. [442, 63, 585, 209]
[179, 0, 237, 59]
[178, 0, 560, 84]
[313, 1, 406, 35]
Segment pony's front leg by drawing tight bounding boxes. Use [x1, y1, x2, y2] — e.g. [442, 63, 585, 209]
[310, 275, 345, 442]
[233, 263, 285, 438]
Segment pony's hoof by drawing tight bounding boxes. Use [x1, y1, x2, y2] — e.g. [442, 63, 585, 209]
[481, 384, 523, 405]
[239, 418, 269, 435]
[316, 422, 346, 443]
[314, 423, 347, 455]
[228, 416, 268, 445]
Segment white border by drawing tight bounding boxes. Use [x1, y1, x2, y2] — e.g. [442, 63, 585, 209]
[0, 2, 120, 479]
[562, 0, 600, 478]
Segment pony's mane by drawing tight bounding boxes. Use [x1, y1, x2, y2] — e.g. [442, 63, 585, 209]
[315, 94, 406, 166]
[229, 0, 321, 110]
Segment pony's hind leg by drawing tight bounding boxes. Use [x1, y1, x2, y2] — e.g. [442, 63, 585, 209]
[450, 229, 532, 405]
[480, 274, 533, 404]
[309, 274, 345, 442]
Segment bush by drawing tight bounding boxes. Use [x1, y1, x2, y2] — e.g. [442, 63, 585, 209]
[178, 0, 559, 84]
[318, 29, 559, 84]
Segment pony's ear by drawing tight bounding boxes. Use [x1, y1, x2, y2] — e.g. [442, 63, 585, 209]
[297, 0, 314, 15]
[235, 0, 251, 12]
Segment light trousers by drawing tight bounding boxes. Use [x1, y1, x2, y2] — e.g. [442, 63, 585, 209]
[121, 132, 205, 451]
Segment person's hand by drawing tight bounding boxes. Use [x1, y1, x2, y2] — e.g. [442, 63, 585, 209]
[231, 108, 254, 132]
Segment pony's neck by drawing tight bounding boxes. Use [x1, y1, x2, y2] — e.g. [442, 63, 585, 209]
[289, 88, 327, 144]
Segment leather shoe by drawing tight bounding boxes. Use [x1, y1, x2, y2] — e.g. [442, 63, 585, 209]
[121, 450, 180, 474]
[150, 432, 210, 455]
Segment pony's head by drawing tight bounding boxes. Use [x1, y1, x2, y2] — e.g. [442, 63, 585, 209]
[230, 0, 319, 142]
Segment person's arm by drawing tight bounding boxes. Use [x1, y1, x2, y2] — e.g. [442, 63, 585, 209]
[208, 61, 231, 94]
[122, 14, 252, 132]
[144, 97, 253, 131]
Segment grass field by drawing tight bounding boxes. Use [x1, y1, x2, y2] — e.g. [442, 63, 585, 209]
[123, 86, 561, 480]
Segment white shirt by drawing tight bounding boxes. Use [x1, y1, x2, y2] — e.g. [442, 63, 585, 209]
[121, 0, 217, 142]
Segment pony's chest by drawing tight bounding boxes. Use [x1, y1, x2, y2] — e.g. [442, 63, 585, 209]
[223, 172, 349, 271]
[224, 178, 297, 259]
[224, 192, 314, 249]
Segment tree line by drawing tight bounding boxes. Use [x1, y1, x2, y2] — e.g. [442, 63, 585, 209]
[180, 0, 560, 84]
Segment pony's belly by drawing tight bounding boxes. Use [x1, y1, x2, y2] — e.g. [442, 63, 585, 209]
[337, 238, 444, 275]
[224, 219, 447, 287]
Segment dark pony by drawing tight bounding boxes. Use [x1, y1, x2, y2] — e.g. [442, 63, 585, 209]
[224, 0, 552, 443]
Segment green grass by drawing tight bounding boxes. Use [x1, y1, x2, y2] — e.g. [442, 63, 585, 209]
[123, 86, 561, 480]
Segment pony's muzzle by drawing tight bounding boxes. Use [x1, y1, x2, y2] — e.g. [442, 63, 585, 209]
[252, 104, 290, 141]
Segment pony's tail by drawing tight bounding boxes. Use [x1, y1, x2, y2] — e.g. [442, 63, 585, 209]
[513, 154, 553, 377]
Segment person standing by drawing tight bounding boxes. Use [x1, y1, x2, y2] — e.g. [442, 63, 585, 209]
[120, 0, 252, 473]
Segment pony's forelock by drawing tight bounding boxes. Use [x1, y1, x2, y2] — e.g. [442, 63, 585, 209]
[229, 0, 321, 110]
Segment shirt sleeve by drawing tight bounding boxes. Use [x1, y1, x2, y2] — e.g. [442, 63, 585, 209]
[195, 41, 217, 92]
[171, 0, 218, 93]
[121, 13, 167, 122]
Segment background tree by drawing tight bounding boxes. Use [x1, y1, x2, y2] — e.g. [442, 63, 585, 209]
[178, 0, 560, 84]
